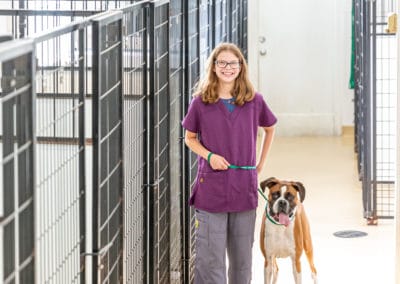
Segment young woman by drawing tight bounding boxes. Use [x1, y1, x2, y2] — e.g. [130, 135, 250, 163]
[182, 42, 277, 284]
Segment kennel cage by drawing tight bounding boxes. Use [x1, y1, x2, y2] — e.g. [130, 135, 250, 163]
[353, 0, 397, 223]
[0, 0, 248, 283]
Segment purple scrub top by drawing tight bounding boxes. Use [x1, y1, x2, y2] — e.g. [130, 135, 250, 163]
[182, 92, 277, 213]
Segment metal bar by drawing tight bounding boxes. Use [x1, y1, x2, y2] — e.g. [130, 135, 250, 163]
[163, 2, 171, 281]
[142, 4, 149, 283]
[18, 0, 25, 38]
[30, 38, 37, 284]
[99, 81, 121, 101]
[362, 0, 372, 219]
[90, 10, 124, 283]
[115, 15, 125, 284]
[147, 2, 155, 282]
[0, 39, 34, 62]
[90, 10, 122, 25]
[0, 197, 33, 226]
[211, 0, 216, 48]
[0, 9, 99, 17]
[78, 25, 86, 282]
[91, 15, 101, 283]
[30, 10, 112, 44]
[371, 0, 378, 221]
[151, 0, 169, 7]
[0, 84, 32, 103]
[2, 141, 32, 165]
[183, 0, 198, 281]
[118, 0, 148, 13]
[83, 241, 113, 257]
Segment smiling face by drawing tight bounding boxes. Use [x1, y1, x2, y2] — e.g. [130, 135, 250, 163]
[213, 50, 241, 86]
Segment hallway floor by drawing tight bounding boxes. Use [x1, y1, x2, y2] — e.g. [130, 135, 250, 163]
[251, 135, 395, 284]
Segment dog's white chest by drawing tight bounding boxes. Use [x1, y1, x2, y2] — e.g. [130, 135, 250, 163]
[264, 218, 296, 258]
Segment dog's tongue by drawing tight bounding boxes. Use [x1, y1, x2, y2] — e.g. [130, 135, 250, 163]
[278, 213, 290, 226]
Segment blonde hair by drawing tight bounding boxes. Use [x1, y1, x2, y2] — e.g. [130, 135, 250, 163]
[194, 42, 255, 106]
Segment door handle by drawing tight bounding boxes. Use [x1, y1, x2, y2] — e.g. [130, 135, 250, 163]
[259, 49, 267, 56]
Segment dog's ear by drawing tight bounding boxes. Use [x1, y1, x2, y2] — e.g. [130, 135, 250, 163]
[260, 177, 278, 192]
[292, 182, 306, 202]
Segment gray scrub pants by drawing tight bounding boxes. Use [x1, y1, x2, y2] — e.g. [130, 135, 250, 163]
[194, 209, 256, 284]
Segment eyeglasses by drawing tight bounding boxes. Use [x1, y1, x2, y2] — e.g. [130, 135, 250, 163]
[214, 60, 241, 69]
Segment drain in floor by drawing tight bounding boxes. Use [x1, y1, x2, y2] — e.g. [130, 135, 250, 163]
[333, 230, 368, 238]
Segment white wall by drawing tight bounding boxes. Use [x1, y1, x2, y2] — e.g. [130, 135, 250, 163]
[248, 0, 354, 136]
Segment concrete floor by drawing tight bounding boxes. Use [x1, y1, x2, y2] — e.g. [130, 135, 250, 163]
[251, 135, 395, 284]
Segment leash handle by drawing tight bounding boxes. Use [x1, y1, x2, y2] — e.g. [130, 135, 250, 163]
[228, 164, 256, 170]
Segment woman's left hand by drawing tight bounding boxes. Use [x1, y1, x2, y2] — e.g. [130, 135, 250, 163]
[256, 163, 263, 175]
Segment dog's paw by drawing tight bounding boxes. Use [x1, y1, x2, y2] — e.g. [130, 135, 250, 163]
[311, 272, 318, 284]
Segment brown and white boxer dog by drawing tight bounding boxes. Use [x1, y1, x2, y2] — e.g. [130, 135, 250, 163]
[259, 177, 317, 284]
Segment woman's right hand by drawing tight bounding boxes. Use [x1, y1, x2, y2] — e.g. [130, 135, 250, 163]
[209, 154, 230, 170]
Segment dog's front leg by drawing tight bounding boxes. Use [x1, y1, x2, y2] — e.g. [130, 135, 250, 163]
[291, 256, 302, 284]
[312, 272, 318, 284]
[264, 257, 278, 284]
[264, 263, 271, 284]
[264, 258, 277, 284]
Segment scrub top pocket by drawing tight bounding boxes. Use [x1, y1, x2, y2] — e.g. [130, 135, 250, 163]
[194, 171, 227, 211]
[231, 170, 257, 194]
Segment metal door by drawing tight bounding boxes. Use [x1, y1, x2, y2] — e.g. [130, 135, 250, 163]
[0, 40, 36, 284]
[147, 1, 171, 283]
[91, 11, 124, 283]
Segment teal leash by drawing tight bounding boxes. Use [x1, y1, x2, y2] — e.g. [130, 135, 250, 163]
[228, 164, 256, 170]
[257, 187, 268, 201]
[257, 188, 284, 226]
[228, 164, 265, 200]
[258, 188, 296, 226]
[228, 164, 294, 226]
[228, 164, 283, 225]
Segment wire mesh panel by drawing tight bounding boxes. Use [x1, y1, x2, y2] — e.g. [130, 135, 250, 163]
[354, 0, 397, 221]
[228, 0, 239, 44]
[238, 0, 248, 58]
[33, 20, 89, 283]
[0, 0, 134, 9]
[120, 2, 148, 284]
[0, 2, 251, 283]
[354, 0, 373, 220]
[148, 1, 170, 283]
[0, 5, 95, 39]
[213, 0, 228, 44]
[0, 1, 139, 40]
[354, 0, 361, 158]
[373, 0, 396, 218]
[0, 39, 35, 284]
[199, 0, 212, 71]
[169, 0, 184, 283]
[182, 1, 200, 283]
[92, 11, 124, 283]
